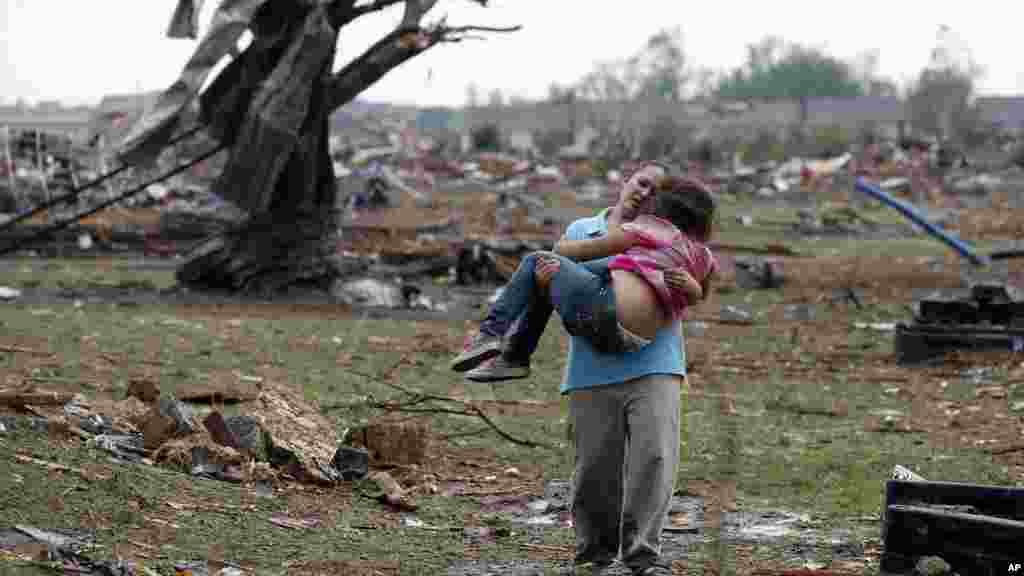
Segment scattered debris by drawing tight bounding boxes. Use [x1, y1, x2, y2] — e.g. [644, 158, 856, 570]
[854, 322, 896, 332]
[331, 446, 369, 481]
[189, 446, 245, 483]
[892, 465, 926, 482]
[367, 470, 418, 512]
[250, 384, 343, 484]
[126, 379, 161, 404]
[0, 389, 76, 408]
[783, 304, 816, 321]
[140, 397, 199, 450]
[332, 277, 405, 309]
[734, 257, 785, 290]
[268, 513, 323, 531]
[344, 418, 431, 466]
[90, 433, 148, 463]
[721, 305, 755, 325]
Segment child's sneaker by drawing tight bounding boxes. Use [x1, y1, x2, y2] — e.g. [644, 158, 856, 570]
[465, 356, 530, 382]
[450, 332, 503, 372]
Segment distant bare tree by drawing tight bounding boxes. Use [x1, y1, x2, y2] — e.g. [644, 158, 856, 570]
[465, 82, 481, 108]
[487, 88, 504, 108]
[572, 28, 696, 161]
[907, 25, 983, 145]
[850, 49, 899, 97]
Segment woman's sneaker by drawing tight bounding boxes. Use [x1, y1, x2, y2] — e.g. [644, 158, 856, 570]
[450, 332, 503, 372]
[464, 355, 531, 382]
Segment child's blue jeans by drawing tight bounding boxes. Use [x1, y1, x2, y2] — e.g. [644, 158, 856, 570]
[479, 252, 649, 356]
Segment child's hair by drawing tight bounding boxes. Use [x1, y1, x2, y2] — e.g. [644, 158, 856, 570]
[651, 175, 716, 242]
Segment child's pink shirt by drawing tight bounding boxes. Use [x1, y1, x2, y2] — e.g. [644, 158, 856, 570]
[609, 215, 718, 320]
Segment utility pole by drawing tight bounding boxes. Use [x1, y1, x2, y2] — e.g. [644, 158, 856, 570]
[3, 126, 15, 206]
[35, 131, 51, 223]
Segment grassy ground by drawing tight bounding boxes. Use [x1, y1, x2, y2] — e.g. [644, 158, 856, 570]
[2, 197, 1023, 575]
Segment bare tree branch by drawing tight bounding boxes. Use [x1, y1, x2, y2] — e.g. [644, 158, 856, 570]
[438, 24, 521, 34]
[354, 0, 404, 16]
[326, 0, 520, 112]
[401, 0, 440, 28]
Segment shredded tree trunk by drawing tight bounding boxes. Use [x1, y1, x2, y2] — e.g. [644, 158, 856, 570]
[163, 0, 518, 296]
[177, 3, 345, 294]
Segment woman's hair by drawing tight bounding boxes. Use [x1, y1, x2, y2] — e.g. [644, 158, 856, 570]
[620, 160, 675, 185]
[651, 175, 716, 242]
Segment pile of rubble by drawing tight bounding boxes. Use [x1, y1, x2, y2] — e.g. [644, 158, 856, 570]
[0, 378, 432, 511]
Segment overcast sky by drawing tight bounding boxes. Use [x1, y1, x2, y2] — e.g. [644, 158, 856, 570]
[2, 0, 1022, 108]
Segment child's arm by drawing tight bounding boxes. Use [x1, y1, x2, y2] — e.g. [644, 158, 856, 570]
[699, 268, 715, 302]
[665, 268, 703, 302]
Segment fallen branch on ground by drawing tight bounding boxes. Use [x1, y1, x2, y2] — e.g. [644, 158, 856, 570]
[13, 454, 110, 481]
[0, 390, 76, 407]
[438, 426, 493, 440]
[341, 361, 555, 450]
[0, 345, 50, 356]
[989, 443, 1024, 455]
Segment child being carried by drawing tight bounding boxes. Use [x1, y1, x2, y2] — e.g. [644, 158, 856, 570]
[451, 175, 718, 372]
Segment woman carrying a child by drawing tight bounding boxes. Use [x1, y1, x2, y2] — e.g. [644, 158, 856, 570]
[451, 163, 717, 575]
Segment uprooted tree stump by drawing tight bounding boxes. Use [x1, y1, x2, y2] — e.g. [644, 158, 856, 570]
[117, 0, 519, 295]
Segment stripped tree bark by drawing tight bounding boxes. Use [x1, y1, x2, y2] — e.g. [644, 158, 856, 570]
[122, 0, 518, 295]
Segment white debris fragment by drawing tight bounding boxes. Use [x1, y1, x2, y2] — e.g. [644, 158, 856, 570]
[0, 286, 22, 301]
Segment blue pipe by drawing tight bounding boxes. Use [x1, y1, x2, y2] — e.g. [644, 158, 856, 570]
[854, 178, 989, 267]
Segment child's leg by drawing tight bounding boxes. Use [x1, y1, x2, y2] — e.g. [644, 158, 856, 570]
[579, 256, 614, 278]
[476, 257, 616, 379]
[478, 251, 558, 337]
[451, 251, 555, 372]
[536, 254, 634, 354]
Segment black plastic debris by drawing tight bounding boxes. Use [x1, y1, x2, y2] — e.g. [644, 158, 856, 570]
[882, 478, 1024, 575]
[266, 442, 306, 481]
[331, 446, 369, 481]
[254, 480, 274, 498]
[832, 286, 863, 309]
[159, 397, 198, 435]
[28, 416, 50, 433]
[734, 256, 784, 290]
[0, 527, 35, 550]
[0, 415, 16, 433]
[202, 412, 261, 453]
[225, 415, 261, 452]
[783, 303, 816, 321]
[896, 283, 1024, 364]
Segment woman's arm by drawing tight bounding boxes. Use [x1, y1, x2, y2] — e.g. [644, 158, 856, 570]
[553, 226, 635, 262]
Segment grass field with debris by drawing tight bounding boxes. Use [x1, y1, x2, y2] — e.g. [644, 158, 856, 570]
[3, 194, 1024, 575]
